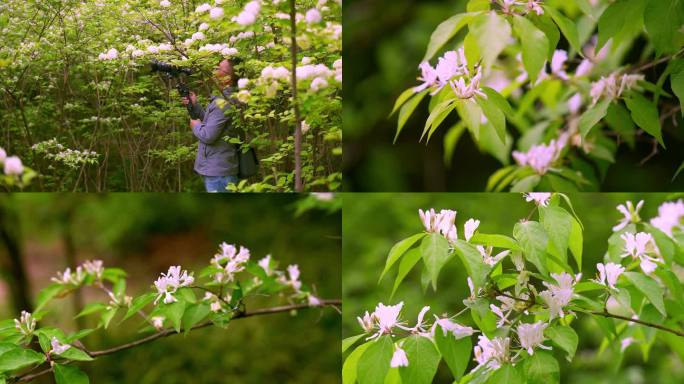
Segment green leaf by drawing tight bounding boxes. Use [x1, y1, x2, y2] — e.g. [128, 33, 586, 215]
[530, 13, 560, 59]
[543, 6, 580, 53]
[421, 233, 452, 290]
[162, 300, 187, 333]
[671, 59, 684, 116]
[391, 247, 422, 299]
[568, 217, 583, 270]
[470, 233, 521, 251]
[100, 307, 118, 329]
[343, 342, 371, 384]
[123, 292, 157, 322]
[597, 0, 647, 50]
[469, 12, 512, 70]
[396, 89, 429, 142]
[644, 0, 684, 56]
[0, 348, 46, 372]
[452, 239, 491, 289]
[623, 272, 667, 316]
[605, 102, 636, 148]
[624, 93, 665, 147]
[54, 364, 89, 384]
[35, 284, 64, 311]
[434, 327, 471, 380]
[75, 303, 107, 319]
[545, 325, 578, 361]
[423, 13, 479, 61]
[579, 98, 610, 137]
[524, 351, 559, 384]
[57, 347, 94, 362]
[512, 15, 549, 84]
[343, 334, 366, 354]
[476, 95, 506, 143]
[487, 363, 524, 384]
[358, 336, 393, 384]
[182, 302, 211, 335]
[398, 336, 440, 384]
[456, 99, 483, 139]
[511, 174, 541, 193]
[540, 205, 572, 261]
[390, 88, 418, 116]
[513, 221, 549, 275]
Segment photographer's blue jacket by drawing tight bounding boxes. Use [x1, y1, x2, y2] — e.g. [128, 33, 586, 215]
[190, 87, 239, 177]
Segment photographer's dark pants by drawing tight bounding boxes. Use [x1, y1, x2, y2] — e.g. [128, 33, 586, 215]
[203, 175, 238, 193]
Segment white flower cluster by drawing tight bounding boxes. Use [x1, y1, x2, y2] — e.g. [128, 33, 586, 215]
[499, 0, 544, 15]
[233, 1, 261, 26]
[153, 266, 195, 304]
[650, 200, 684, 237]
[278, 264, 303, 291]
[474, 335, 511, 370]
[612, 200, 644, 231]
[590, 72, 644, 105]
[229, 31, 255, 43]
[198, 43, 238, 57]
[32, 138, 99, 169]
[594, 262, 625, 290]
[512, 132, 569, 175]
[0, 147, 24, 176]
[51, 259, 104, 285]
[414, 48, 485, 99]
[524, 192, 552, 207]
[621, 232, 661, 274]
[14, 311, 36, 336]
[50, 337, 71, 355]
[98, 48, 118, 61]
[417, 208, 481, 243]
[305, 8, 322, 24]
[210, 243, 251, 283]
[539, 272, 581, 320]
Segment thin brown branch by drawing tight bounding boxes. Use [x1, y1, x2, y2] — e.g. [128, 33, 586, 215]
[11, 300, 341, 383]
[587, 310, 684, 338]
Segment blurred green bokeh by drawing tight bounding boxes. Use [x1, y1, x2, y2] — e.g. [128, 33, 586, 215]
[0, 194, 341, 384]
[343, 193, 684, 383]
[343, 0, 684, 191]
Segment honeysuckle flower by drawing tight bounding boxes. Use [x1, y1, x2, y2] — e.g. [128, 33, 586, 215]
[477, 245, 510, 266]
[198, 22, 209, 31]
[464, 219, 480, 242]
[195, 3, 211, 13]
[435, 49, 468, 88]
[567, 93, 582, 115]
[390, 344, 409, 368]
[82, 259, 104, 279]
[650, 200, 684, 237]
[513, 138, 564, 174]
[0, 148, 6, 162]
[211, 243, 251, 283]
[431, 316, 475, 338]
[517, 321, 551, 355]
[151, 316, 165, 330]
[594, 262, 625, 290]
[51, 266, 86, 285]
[621, 337, 635, 352]
[153, 266, 194, 304]
[14, 311, 36, 336]
[413, 62, 438, 93]
[305, 8, 322, 24]
[524, 192, 552, 207]
[209, 7, 224, 19]
[286, 264, 302, 291]
[418, 208, 458, 242]
[233, 1, 261, 26]
[473, 335, 510, 371]
[540, 272, 580, 320]
[258, 255, 272, 275]
[405, 306, 430, 332]
[489, 303, 511, 328]
[526, 0, 544, 15]
[590, 72, 643, 106]
[620, 232, 661, 274]
[357, 311, 374, 333]
[191, 31, 205, 41]
[449, 67, 486, 99]
[3, 156, 24, 175]
[613, 200, 644, 231]
[550, 50, 569, 80]
[238, 78, 249, 89]
[367, 302, 405, 340]
[308, 294, 322, 306]
[50, 337, 71, 355]
[159, 0, 171, 7]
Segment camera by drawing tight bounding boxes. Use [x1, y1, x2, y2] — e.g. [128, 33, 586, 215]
[150, 60, 199, 119]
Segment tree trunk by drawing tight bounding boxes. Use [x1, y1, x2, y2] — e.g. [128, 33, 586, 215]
[0, 196, 33, 314]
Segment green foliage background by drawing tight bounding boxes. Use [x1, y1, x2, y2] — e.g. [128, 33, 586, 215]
[0, 194, 341, 383]
[343, 0, 684, 192]
[343, 193, 684, 383]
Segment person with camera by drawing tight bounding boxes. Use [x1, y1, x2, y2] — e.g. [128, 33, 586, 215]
[181, 58, 241, 192]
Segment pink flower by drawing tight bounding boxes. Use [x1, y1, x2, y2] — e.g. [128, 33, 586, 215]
[390, 345, 409, 367]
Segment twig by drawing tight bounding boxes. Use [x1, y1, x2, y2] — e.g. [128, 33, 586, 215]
[11, 300, 341, 382]
[586, 310, 684, 338]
